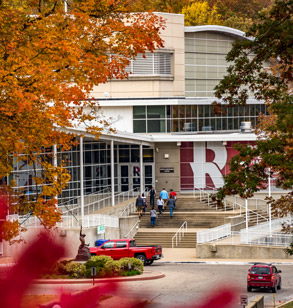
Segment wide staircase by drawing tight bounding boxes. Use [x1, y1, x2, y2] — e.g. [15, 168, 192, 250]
[133, 195, 238, 248]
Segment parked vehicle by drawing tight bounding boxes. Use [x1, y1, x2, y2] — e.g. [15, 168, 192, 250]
[247, 263, 282, 293]
[89, 239, 163, 265]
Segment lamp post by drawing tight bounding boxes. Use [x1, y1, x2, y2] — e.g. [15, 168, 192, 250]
[268, 168, 272, 236]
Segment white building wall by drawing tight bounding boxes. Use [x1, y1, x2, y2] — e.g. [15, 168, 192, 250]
[101, 106, 133, 132]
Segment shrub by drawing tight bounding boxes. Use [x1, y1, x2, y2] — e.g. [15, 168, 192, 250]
[85, 255, 113, 269]
[119, 257, 143, 272]
[105, 260, 121, 275]
[64, 262, 86, 278]
[45, 259, 71, 276]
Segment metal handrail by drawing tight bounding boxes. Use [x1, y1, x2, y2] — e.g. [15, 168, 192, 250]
[119, 201, 136, 217]
[61, 187, 140, 216]
[124, 219, 140, 238]
[233, 201, 268, 225]
[172, 221, 188, 248]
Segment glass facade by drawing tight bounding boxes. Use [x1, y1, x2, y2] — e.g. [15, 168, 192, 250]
[11, 141, 154, 204]
[133, 104, 267, 133]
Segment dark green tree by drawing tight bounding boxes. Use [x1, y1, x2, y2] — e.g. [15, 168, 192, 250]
[214, 0, 293, 251]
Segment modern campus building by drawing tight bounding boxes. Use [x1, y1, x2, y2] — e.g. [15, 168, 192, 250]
[12, 13, 269, 206]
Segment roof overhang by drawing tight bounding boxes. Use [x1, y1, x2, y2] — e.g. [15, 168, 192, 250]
[185, 25, 249, 40]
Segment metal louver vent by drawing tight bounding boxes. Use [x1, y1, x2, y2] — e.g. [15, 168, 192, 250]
[126, 53, 172, 75]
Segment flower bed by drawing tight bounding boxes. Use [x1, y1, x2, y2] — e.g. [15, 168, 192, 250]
[42, 255, 144, 279]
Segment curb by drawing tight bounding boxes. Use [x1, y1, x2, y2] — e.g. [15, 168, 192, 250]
[158, 261, 293, 265]
[34, 270, 165, 284]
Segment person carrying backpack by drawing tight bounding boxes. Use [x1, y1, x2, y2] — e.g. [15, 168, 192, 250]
[150, 207, 157, 227]
[149, 186, 156, 207]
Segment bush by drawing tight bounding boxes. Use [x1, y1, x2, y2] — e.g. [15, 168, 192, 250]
[119, 257, 144, 272]
[85, 255, 113, 269]
[64, 262, 86, 278]
[105, 259, 121, 276]
[45, 259, 71, 276]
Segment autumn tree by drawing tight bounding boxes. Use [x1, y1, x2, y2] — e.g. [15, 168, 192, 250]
[181, 0, 274, 31]
[182, 1, 221, 26]
[0, 0, 165, 242]
[214, 0, 293, 245]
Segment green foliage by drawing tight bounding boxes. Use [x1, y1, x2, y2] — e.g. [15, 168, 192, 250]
[64, 262, 86, 278]
[105, 259, 122, 274]
[182, 1, 221, 26]
[119, 257, 144, 272]
[214, 0, 293, 205]
[120, 269, 142, 276]
[85, 255, 113, 269]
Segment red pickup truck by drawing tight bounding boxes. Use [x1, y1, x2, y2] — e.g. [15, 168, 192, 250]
[89, 239, 163, 265]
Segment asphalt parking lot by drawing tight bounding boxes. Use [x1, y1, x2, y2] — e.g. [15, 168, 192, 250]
[26, 263, 293, 307]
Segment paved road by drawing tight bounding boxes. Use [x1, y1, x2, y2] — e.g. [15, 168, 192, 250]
[28, 263, 293, 307]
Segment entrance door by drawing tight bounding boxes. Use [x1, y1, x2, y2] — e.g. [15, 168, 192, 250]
[119, 163, 154, 192]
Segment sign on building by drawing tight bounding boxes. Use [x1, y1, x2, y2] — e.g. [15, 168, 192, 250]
[97, 225, 105, 234]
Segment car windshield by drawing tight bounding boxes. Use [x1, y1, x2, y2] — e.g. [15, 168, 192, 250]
[250, 267, 271, 275]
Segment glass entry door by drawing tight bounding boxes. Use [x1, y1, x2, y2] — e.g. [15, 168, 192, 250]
[119, 163, 154, 192]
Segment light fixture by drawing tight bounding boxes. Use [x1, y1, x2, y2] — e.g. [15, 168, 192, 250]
[164, 154, 169, 159]
[222, 141, 227, 146]
[177, 142, 181, 146]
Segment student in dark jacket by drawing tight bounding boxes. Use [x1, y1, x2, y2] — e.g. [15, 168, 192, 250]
[135, 195, 144, 218]
[167, 196, 176, 218]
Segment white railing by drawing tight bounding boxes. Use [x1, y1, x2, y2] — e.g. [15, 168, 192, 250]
[197, 223, 231, 244]
[61, 187, 140, 216]
[232, 201, 268, 225]
[124, 220, 140, 239]
[240, 217, 292, 244]
[232, 195, 268, 213]
[58, 187, 111, 213]
[7, 213, 119, 229]
[172, 221, 188, 248]
[119, 201, 136, 218]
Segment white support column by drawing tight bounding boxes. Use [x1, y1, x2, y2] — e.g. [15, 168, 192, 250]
[111, 140, 115, 206]
[80, 136, 84, 220]
[140, 144, 143, 194]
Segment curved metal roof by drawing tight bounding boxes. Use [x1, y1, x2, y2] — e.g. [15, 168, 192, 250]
[185, 25, 247, 40]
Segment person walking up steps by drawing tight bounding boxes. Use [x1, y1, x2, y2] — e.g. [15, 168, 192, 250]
[135, 194, 144, 218]
[149, 186, 156, 207]
[141, 193, 147, 215]
[169, 189, 177, 207]
[157, 196, 164, 215]
[167, 195, 176, 218]
[160, 188, 168, 211]
[150, 207, 157, 227]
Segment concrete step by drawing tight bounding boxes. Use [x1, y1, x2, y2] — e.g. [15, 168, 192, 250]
[134, 231, 197, 248]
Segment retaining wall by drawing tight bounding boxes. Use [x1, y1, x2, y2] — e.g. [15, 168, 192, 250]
[196, 244, 293, 259]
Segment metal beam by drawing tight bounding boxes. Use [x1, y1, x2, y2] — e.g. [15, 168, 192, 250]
[111, 140, 115, 206]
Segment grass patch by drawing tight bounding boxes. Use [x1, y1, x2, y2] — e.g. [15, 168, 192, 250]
[21, 295, 58, 308]
[120, 269, 142, 277]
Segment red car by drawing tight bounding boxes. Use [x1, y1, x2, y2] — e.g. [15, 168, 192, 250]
[247, 263, 282, 293]
[90, 239, 163, 265]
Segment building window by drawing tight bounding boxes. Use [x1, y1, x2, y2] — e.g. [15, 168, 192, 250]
[133, 104, 267, 133]
[126, 52, 172, 76]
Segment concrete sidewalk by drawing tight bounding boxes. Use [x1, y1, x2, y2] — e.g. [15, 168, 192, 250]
[157, 248, 293, 265]
[2, 248, 293, 266]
